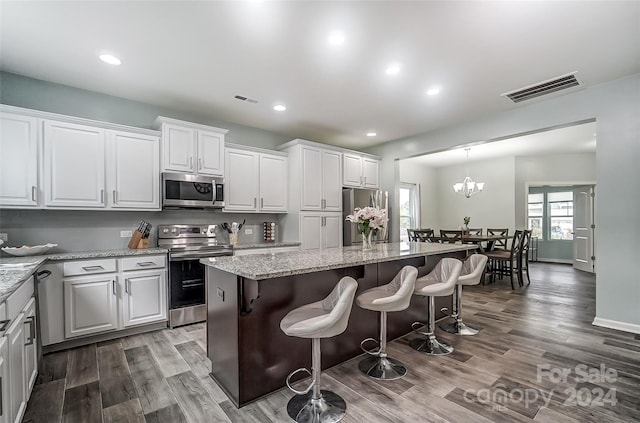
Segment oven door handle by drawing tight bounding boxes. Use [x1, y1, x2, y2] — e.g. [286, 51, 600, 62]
[169, 251, 232, 261]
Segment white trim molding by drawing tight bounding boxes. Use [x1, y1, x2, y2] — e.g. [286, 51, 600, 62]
[592, 317, 640, 334]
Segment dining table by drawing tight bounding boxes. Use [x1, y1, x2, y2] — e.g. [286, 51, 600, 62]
[426, 234, 508, 253]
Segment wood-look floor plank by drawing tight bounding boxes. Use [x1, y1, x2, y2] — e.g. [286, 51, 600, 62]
[175, 340, 211, 377]
[37, 350, 69, 385]
[97, 343, 138, 408]
[144, 403, 188, 423]
[102, 399, 145, 423]
[166, 370, 231, 423]
[66, 344, 99, 389]
[145, 331, 191, 378]
[124, 345, 177, 414]
[61, 381, 102, 423]
[23, 379, 65, 423]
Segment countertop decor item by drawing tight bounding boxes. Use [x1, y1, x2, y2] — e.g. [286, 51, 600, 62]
[2, 243, 58, 256]
[346, 207, 387, 250]
[222, 220, 245, 246]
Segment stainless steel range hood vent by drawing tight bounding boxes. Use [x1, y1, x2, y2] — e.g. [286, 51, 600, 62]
[501, 72, 582, 103]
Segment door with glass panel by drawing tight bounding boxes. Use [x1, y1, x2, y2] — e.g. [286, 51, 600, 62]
[399, 183, 420, 242]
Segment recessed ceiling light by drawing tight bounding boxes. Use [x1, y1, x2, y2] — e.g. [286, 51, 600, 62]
[273, 104, 287, 112]
[99, 54, 121, 66]
[426, 87, 440, 96]
[366, 132, 377, 137]
[385, 64, 401, 75]
[328, 31, 345, 46]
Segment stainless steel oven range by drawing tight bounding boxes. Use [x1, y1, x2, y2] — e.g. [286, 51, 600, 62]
[158, 224, 232, 328]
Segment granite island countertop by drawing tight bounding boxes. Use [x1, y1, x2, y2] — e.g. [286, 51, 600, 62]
[232, 242, 300, 250]
[0, 248, 169, 304]
[201, 242, 476, 280]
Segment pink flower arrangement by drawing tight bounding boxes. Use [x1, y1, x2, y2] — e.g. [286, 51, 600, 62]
[346, 206, 388, 236]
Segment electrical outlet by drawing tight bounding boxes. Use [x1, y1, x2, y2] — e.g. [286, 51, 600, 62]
[120, 230, 132, 238]
[0, 233, 7, 242]
[244, 228, 253, 235]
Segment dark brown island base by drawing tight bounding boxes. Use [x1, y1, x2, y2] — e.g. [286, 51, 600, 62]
[201, 242, 476, 407]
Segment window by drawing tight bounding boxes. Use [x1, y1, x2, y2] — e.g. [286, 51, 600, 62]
[527, 189, 574, 241]
[399, 183, 420, 242]
[548, 192, 574, 240]
[527, 193, 543, 239]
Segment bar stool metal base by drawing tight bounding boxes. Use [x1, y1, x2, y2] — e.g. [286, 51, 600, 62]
[439, 320, 479, 336]
[358, 356, 407, 380]
[286, 390, 346, 423]
[409, 336, 453, 355]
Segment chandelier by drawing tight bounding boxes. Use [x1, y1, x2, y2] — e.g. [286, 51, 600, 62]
[453, 148, 484, 198]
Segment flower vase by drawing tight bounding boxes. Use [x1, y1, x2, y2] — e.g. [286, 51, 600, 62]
[362, 230, 373, 250]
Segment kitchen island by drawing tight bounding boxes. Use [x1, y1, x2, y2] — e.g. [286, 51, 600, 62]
[202, 242, 476, 407]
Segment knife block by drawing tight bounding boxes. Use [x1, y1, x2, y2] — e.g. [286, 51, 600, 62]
[137, 238, 149, 249]
[128, 230, 144, 249]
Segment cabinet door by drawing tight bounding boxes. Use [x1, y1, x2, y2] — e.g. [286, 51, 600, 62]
[162, 123, 195, 173]
[22, 298, 37, 396]
[300, 215, 323, 250]
[64, 275, 118, 338]
[342, 153, 362, 188]
[323, 214, 343, 249]
[225, 149, 259, 211]
[0, 113, 38, 207]
[197, 130, 224, 176]
[43, 120, 106, 207]
[122, 270, 167, 327]
[362, 158, 379, 189]
[6, 314, 26, 423]
[259, 154, 287, 212]
[300, 147, 322, 210]
[322, 151, 342, 211]
[110, 131, 160, 209]
[0, 338, 9, 423]
[37, 263, 65, 347]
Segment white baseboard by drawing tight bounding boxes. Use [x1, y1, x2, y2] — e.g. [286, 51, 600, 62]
[592, 317, 640, 334]
[536, 258, 572, 264]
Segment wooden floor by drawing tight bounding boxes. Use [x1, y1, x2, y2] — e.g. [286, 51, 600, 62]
[24, 263, 640, 423]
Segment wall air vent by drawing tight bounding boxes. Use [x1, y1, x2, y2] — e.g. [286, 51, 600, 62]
[501, 72, 582, 103]
[234, 95, 258, 104]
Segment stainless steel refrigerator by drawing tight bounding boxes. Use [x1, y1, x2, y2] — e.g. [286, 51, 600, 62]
[342, 188, 389, 246]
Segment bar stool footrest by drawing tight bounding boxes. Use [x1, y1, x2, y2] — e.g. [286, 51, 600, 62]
[286, 367, 315, 395]
[359, 337, 380, 356]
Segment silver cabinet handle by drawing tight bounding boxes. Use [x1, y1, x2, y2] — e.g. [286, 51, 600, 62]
[190, 156, 194, 169]
[0, 375, 3, 416]
[24, 316, 35, 346]
[112, 280, 116, 295]
[125, 278, 130, 294]
[0, 319, 10, 332]
[260, 198, 264, 209]
[321, 199, 325, 209]
[113, 190, 117, 203]
[82, 265, 104, 271]
[254, 198, 257, 208]
[198, 157, 203, 170]
[31, 186, 37, 202]
[136, 261, 155, 267]
[100, 189, 105, 204]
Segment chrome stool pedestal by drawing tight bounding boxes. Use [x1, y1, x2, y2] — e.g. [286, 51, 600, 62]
[286, 339, 346, 423]
[358, 311, 407, 380]
[439, 284, 479, 335]
[410, 296, 453, 355]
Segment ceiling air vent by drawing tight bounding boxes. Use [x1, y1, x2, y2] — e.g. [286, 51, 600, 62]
[234, 94, 258, 104]
[501, 72, 581, 103]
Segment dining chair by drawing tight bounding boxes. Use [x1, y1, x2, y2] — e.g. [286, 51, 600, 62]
[487, 228, 509, 250]
[439, 230, 462, 243]
[413, 229, 434, 242]
[484, 230, 524, 290]
[407, 229, 416, 241]
[519, 230, 532, 286]
[468, 228, 483, 236]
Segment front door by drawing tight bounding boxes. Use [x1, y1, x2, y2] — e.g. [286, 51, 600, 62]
[573, 186, 595, 273]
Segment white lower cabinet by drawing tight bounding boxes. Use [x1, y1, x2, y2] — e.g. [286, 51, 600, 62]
[64, 275, 118, 338]
[5, 313, 26, 423]
[22, 298, 37, 395]
[122, 269, 167, 327]
[0, 337, 9, 423]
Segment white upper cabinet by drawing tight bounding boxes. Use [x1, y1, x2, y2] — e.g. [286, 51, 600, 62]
[342, 153, 380, 189]
[299, 212, 342, 250]
[224, 145, 287, 213]
[0, 112, 39, 207]
[109, 131, 160, 209]
[300, 146, 342, 211]
[155, 117, 227, 177]
[43, 120, 106, 208]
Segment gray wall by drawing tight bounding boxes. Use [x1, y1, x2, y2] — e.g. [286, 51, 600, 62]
[368, 73, 640, 331]
[0, 72, 291, 149]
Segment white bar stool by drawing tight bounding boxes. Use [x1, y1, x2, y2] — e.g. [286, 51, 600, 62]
[280, 277, 358, 423]
[410, 258, 463, 355]
[356, 266, 418, 380]
[440, 254, 488, 335]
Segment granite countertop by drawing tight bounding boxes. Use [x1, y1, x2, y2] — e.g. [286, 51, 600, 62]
[233, 242, 300, 250]
[201, 242, 476, 280]
[0, 248, 169, 305]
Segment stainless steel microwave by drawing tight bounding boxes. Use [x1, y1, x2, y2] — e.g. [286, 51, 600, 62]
[162, 173, 224, 209]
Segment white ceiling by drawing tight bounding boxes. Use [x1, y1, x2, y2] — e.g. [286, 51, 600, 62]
[1, 1, 638, 149]
[403, 121, 597, 168]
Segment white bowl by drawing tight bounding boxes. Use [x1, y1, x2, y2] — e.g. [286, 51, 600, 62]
[1, 243, 57, 256]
